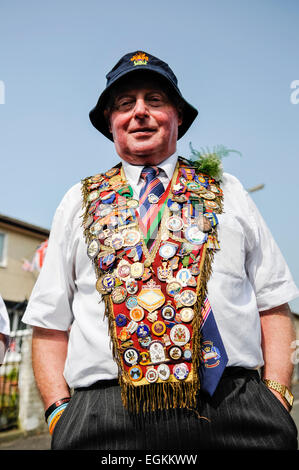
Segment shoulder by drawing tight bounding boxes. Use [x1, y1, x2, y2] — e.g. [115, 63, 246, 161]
[221, 172, 247, 193]
[51, 182, 83, 233]
[55, 182, 82, 214]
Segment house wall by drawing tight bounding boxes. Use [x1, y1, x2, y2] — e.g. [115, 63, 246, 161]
[0, 221, 47, 302]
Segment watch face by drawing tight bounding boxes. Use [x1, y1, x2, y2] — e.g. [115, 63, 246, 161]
[285, 389, 294, 406]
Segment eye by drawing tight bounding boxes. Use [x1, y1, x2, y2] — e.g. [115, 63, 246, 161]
[147, 95, 164, 105]
[115, 97, 135, 111]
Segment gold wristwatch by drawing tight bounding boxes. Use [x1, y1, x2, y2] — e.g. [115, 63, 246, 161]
[263, 379, 294, 409]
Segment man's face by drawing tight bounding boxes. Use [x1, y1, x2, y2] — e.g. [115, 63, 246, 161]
[106, 77, 182, 165]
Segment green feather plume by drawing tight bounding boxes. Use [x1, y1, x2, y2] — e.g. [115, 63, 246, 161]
[186, 143, 242, 181]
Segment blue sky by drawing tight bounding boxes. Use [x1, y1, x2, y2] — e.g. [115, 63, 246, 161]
[1, 0, 299, 311]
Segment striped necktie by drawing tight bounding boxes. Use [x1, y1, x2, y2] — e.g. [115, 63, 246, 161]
[198, 297, 228, 395]
[139, 166, 164, 248]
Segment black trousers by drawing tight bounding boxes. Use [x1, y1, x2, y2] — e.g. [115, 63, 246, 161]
[51, 368, 298, 450]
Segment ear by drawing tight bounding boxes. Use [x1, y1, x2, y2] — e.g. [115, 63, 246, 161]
[177, 107, 183, 127]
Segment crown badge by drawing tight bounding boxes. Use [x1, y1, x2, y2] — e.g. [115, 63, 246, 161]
[130, 52, 149, 66]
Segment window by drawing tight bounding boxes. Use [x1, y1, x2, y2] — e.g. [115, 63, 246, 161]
[0, 232, 7, 267]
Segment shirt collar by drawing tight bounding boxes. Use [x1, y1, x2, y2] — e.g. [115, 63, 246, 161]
[122, 151, 178, 184]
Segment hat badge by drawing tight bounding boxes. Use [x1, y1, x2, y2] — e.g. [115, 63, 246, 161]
[130, 52, 149, 66]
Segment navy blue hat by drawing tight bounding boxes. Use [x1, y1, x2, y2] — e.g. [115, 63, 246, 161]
[89, 50, 198, 141]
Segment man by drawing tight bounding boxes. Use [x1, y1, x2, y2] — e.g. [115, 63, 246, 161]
[22, 51, 299, 450]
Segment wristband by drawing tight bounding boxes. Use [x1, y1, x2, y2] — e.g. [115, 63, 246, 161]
[45, 397, 71, 422]
[47, 403, 69, 435]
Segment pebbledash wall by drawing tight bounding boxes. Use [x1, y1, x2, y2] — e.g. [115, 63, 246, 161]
[18, 331, 47, 433]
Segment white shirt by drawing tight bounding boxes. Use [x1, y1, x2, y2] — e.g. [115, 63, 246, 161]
[122, 152, 178, 201]
[0, 295, 10, 337]
[22, 154, 299, 389]
[0, 294, 10, 364]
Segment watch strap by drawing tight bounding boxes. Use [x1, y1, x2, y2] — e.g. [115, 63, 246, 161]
[263, 379, 294, 409]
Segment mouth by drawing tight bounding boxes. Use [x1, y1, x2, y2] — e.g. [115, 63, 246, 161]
[129, 128, 156, 135]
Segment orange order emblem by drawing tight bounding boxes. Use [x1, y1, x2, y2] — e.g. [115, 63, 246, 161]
[130, 306, 145, 322]
[130, 52, 149, 66]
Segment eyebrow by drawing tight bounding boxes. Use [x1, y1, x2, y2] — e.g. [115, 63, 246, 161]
[114, 89, 167, 101]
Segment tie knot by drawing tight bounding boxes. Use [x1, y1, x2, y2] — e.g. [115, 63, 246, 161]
[141, 166, 160, 180]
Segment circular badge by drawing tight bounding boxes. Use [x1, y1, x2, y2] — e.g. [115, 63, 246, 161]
[126, 199, 139, 209]
[180, 290, 197, 307]
[185, 226, 207, 245]
[145, 368, 158, 383]
[139, 335, 152, 349]
[197, 176, 207, 184]
[118, 327, 131, 343]
[123, 347, 140, 366]
[166, 215, 184, 232]
[130, 306, 145, 322]
[183, 347, 192, 362]
[159, 242, 178, 260]
[136, 323, 151, 338]
[128, 365, 143, 382]
[166, 280, 182, 297]
[168, 200, 181, 213]
[101, 274, 115, 291]
[170, 324, 190, 346]
[125, 295, 138, 310]
[157, 363, 171, 381]
[87, 239, 100, 259]
[201, 190, 216, 200]
[173, 363, 189, 380]
[209, 184, 222, 194]
[197, 215, 212, 233]
[117, 262, 131, 279]
[111, 286, 127, 304]
[148, 193, 159, 204]
[130, 262, 144, 279]
[176, 268, 192, 287]
[115, 314, 128, 327]
[152, 320, 166, 337]
[187, 182, 201, 192]
[95, 205, 113, 218]
[126, 278, 138, 295]
[87, 190, 100, 202]
[139, 351, 150, 365]
[189, 264, 201, 276]
[204, 200, 219, 210]
[168, 345, 183, 361]
[111, 233, 124, 250]
[161, 303, 176, 321]
[96, 276, 109, 294]
[123, 229, 141, 247]
[89, 220, 103, 236]
[180, 308, 194, 323]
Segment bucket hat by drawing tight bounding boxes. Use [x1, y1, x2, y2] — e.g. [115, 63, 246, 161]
[89, 50, 198, 141]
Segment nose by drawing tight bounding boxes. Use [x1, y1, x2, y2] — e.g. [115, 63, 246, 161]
[133, 98, 149, 119]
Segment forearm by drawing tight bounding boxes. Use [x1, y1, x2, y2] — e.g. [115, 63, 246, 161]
[32, 326, 71, 410]
[260, 303, 295, 409]
[260, 303, 295, 386]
